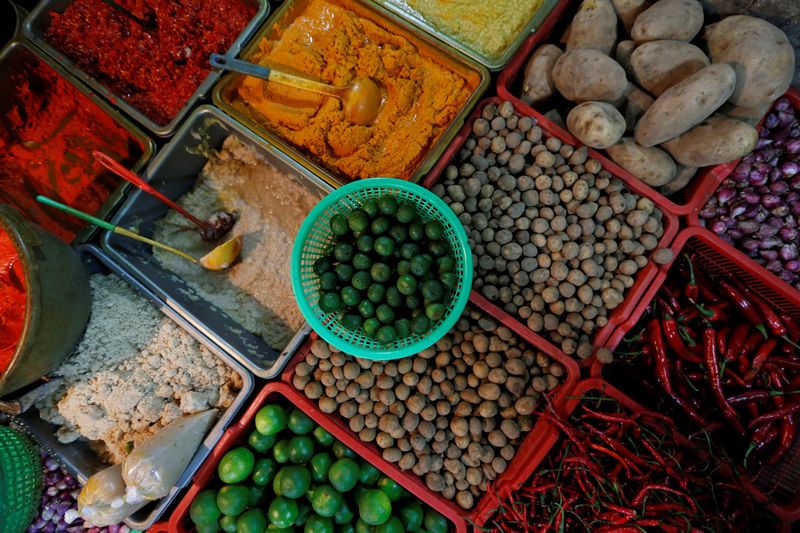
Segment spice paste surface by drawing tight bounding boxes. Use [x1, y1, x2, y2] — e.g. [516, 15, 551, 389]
[0, 227, 25, 374]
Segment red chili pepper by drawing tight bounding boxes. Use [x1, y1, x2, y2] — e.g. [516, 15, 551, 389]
[658, 287, 680, 315]
[725, 325, 749, 362]
[767, 356, 800, 371]
[745, 422, 778, 465]
[727, 389, 792, 404]
[694, 302, 728, 322]
[648, 319, 673, 395]
[744, 339, 777, 382]
[717, 326, 730, 356]
[769, 417, 796, 464]
[742, 285, 787, 337]
[683, 255, 698, 300]
[749, 402, 800, 428]
[704, 328, 746, 433]
[677, 307, 700, 322]
[718, 278, 764, 327]
[630, 484, 696, 512]
[768, 367, 787, 407]
[781, 313, 800, 342]
[663, 315, 703, 364]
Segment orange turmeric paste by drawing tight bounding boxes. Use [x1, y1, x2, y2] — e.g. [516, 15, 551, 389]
[235, 0, 475, 181]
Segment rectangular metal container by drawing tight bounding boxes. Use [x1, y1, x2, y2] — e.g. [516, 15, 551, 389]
[102, 105, 331, 378]
[10, 244, 255, 531]
[22, 0, 270, 137]
[370, 0, 558, 71]
[0, 39, 155, 246]
[212, 0, 490, 189]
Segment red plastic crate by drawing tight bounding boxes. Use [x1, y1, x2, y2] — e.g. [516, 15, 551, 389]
[495, 0, 750, 218]
[421, 96, 680, 367]
[595, 226, 800, 520]
[281, 298, 580, 528]
[168, 382, 468, 533]
[148, 523, 169, 532]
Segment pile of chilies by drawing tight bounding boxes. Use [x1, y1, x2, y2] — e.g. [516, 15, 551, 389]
[486, 392, 768, 532]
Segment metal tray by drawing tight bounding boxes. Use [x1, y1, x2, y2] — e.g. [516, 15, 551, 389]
[212, 0, 490, 189]
[9, 244, 254, 531]
[102, 105, 331, 378]
[22, 0, 269, 137]
[371, 0, 557, 71]
[0, 39, 155, 246]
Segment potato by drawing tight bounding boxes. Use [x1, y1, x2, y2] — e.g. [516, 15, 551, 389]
[631, 0, 703, 43]
[521, 45, 564, 105]
[635, 63, 736, 147]
[661, 115, 758, 166]
[623, 86, 654, 132]
[567, 102, 626, 149]
[567, 0, 618, 55]
[718, 101, 772, 127]
[552, 49, 630, 103]
[615, 40, 636, 78]
[630, 40, 709, 96]
[607, 137, 676, 186]
[658, 164, 697, 195]
[612, 0, 649, 33]
[706, 16, 794, 108]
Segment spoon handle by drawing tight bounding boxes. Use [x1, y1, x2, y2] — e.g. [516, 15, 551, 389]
[209, 53, 340, 98]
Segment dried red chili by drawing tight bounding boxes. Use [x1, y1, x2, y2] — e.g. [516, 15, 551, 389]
[0, 226, 25, 374]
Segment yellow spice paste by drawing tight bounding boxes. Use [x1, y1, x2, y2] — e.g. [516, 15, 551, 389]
[235, 0, 476, 181]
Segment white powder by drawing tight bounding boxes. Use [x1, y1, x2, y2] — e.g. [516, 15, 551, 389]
[36, 273, 241, 463]
[152, 135, 322, 351]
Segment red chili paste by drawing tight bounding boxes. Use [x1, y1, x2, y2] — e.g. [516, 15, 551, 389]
[44, 0, 257, 126]
[0, 226, 26, 374]
[0, 47, 144, 243]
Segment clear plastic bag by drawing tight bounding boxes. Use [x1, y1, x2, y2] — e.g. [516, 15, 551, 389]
[65, 464, 146, 527]
[122, 409, 217, 504]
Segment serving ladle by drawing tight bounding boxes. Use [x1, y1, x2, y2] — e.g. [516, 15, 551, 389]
[209, 53, 385, 126]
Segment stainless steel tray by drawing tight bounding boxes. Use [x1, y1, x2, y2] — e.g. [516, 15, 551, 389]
[102, 105, 330, 378]
[0, 39, 155, 246]
[22, 0, 269, 137]
[10, 244, 255, 531]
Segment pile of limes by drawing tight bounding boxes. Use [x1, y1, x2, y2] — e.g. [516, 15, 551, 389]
[315, 195, 458, 343]
[189, 402, 450, 533]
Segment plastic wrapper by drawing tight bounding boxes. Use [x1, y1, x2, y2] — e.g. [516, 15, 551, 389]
[122, 409, 217, 503]
[66, 464, 146, 527]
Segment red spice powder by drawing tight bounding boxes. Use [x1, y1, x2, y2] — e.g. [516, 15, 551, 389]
[0, 47, 144, 243]
[45, 0, 257, 126]
[0, 226, 26, 375]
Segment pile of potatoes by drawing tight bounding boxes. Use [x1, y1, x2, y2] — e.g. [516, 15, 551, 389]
[292, 307, 567, 509]
[520, 0, 795, 196]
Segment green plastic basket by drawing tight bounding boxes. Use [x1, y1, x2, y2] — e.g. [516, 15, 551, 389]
[0, 426, 43, 533]
[292, 178, 472, 360]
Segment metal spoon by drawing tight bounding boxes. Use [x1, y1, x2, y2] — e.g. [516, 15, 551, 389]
[209, 53, 385, 127]
[93, 151, 236, 241]
[36, 196, 242, 271]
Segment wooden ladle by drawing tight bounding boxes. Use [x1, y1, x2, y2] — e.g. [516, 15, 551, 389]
[209, 53, 385, 126]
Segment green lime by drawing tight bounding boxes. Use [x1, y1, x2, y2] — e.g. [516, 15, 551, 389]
[421, 280, 444, 301]
[385, 287, 402, 308]
[411, 314, 430, 335]
[330, 215, 349, 236]
[218, 447, 255, 484]
[273, 467, 285, 496]
[295, 503, 313, 527]
[395, 318, 411, 338]
[334, 499, 355, 525]
[396, 275, 417, 296]
[310, 452, 334, 483]
[375, 305, 395, 325]
[361, 199, 379, 217]
[436, 256, 456, 273]
[405, 294, 421, 310]
[332, 441, 356, 459]
[306, 515, 335, 533]
[252, 458, 277, 486]
[274, 439, 292, 463]
[398, 501, 423, 530]
[313, 426, 335, 447]
[399, 242, 420, 260]
[397, 260, 411, 276]
[428, 240, 449, 257]
[375, 517, 403, 533]
[425, 303, 446, 322]
[363, 317, 381, 337]
[217, 484, 250, 516]
[358, 300, 375, 318]
[320, 272, 339, 291]
[440, 272, 458, 290]
[334, 242, 354, 262]
[367, 283, 386, 303]
[352, 253, 372, 271]
[196, 522, 222, 533]
[341, 286, 361, 307]
[396, 203, 417, 224]
[312, 485, 344, 518]
[341, 314, 363, 330]
[377, 195, 398, 215]
[408, 221, 425, 241]
[376, 326, 397, 343]
[348, 210, 369, 232]
[409, 255, 432, 277]
[269, 497, 299, 528]
[328, 458, 360, 492]
[371, 216, 391, 235]
[355, 519, 375, 533]
[279, 465, 312, 499]
[334, 264, 354, 283]
[358, 489, 392, 526]
[358, 461, 381, 485]
[220, 514, 239, 533]
[238, 509, 268, 533]
[248, 484, 267, 506]
[320, 292, 344, 313]
[370, 263, 391, 283]
[374, 237, 395, 257]
[425, 221, 444, 240]
[352, 271, 371, 291]
[190, 489, 221, 526]
[315, 257, 334, 275]
[288, 408, 316, 435]
[356, 235, 374, 253]
[424, 510, 448, 533]
[266, 526, 294, 533]
[388, 224, 407, 243]
[376, 477, 403, 501]
[249, 430, 276, 453]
